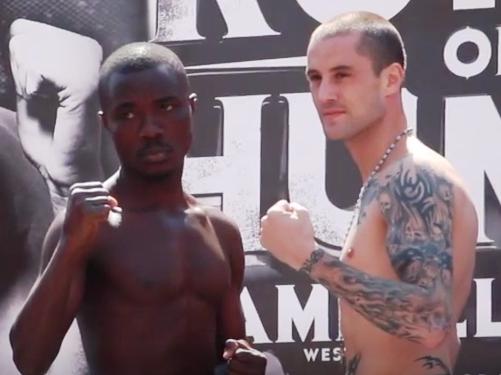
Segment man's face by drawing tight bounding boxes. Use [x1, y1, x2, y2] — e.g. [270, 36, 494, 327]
[306, 32, 387, 141]
[101, 64, 194, 179]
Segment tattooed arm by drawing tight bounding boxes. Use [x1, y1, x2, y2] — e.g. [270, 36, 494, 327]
[304, 162, 455, 347]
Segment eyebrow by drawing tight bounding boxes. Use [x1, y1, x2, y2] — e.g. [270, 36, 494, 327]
[154, 96, 179, 104]
[112, 96, 181, 111]
[305, 64, 352, 77]
[113, 102, 135, 112]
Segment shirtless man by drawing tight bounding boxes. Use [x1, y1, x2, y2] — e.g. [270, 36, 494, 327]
[260, 12, 477, 375]
[10, 42, 266, 375]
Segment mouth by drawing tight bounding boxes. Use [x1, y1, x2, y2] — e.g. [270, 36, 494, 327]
[138, 145, 173, 163]
[322, 110, 346, 118]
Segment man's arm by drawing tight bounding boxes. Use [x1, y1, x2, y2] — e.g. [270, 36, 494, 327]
[261, 161, 476, 348]
[9, 214, 86, 375]
[10, 182, 117, 374]
[210, 211, 267, 374]
[304, 162, 459, 347]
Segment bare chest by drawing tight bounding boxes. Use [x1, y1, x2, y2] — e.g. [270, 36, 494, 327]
[86, 212, 231, 304]
[340, 202, 395, 275]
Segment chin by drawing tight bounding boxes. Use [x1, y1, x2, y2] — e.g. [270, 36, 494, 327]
[141, 171, 175, 181]
[323, 124, 351, 141]
[129, 164, 176, 181]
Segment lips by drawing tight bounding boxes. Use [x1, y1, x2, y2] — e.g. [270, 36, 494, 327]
[137, 145, 173, 163]
[322, 110, 345, 117]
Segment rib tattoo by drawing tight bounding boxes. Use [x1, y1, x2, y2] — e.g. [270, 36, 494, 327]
[345, 353, 361, 375]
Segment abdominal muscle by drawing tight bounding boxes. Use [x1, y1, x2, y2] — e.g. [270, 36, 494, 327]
[77, 294, 220, 375]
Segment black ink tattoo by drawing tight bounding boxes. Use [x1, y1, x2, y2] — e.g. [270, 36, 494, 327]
[299, 248, 325, 274]
[345, 353, 361, 375]
[309, 162, 454, 343]
[416, 355, 451, 375]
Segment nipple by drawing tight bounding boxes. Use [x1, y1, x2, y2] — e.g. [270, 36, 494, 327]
[346, 247, 355, 258]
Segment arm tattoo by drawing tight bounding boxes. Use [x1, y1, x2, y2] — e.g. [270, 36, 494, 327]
[310, 162, 454, 343]
[345, 353, 361, 375]
[299, 248, 325, 274]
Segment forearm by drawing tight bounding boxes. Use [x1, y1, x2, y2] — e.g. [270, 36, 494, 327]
[10, 240, 86, 374]
[304, 249, 451, 346]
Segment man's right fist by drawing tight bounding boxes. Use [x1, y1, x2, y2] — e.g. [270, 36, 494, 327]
[62, 182, 119, 251]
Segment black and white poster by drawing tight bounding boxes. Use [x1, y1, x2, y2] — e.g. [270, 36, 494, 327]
[0, 1, 500, 374]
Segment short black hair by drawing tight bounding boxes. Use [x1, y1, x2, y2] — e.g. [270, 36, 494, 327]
[98, 42, 188, 102]
[309, 11, 406, 74]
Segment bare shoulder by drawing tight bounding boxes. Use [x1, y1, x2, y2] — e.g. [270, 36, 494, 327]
[376, 139, 475, 209]
[190, 203, 245, 285]
[406, 138, 477, 228]
[206, 207, 243, 252]
[184, 196, 241, 240]
[376, 137, 477, 257]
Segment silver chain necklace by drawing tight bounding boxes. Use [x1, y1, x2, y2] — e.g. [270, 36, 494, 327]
[343, 128, 413, 245]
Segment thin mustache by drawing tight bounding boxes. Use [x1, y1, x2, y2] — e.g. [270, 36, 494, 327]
[137, 143, 174, 157]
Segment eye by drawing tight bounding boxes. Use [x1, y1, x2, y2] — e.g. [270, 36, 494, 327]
[334, 72, 349, 80]
[307, 73, 321, 83]
[161, 102, 175, 112]
[116, 111, 135, 121]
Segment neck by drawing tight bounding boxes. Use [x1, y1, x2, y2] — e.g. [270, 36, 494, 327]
[113, 167, 187, 211]
[345, 107, 408, 183]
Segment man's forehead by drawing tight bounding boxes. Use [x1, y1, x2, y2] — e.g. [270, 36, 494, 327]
[308, 32, 361, 55]
[104, 65, 187, 102]
[107, 64, 182, 85]
[307, 33, 368, 68]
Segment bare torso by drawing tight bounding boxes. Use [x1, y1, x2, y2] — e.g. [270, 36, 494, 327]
[338, 139, 475, 375]
[78, 206, 234, 375]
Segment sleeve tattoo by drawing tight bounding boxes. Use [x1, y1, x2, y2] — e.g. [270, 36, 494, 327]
[302, 162, 454, 343]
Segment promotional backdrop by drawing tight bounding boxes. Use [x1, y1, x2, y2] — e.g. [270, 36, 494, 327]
[0, 1, 500, 374]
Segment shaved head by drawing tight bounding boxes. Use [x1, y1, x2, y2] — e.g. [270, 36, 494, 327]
[309, 11, 406, 74]
[98, 42, 188, 105]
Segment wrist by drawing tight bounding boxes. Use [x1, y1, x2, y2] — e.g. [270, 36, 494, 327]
[299, 248, 325, 274]
[56, 234, 93, 267]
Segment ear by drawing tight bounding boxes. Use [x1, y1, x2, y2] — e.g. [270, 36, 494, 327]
[98, 110, 112, 132]
[381, 63, 405, 96]
[188, 93, 198, 113]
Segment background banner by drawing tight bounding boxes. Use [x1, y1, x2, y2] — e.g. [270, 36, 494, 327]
[0, 1, 500, 374]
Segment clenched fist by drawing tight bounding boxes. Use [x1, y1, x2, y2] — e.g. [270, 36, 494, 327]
[223, 339, 267, 375]
[62, 182, 120, 255]
[260, 200, 316, 270]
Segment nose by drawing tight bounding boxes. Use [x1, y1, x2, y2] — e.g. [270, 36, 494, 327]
[139, 116, 163, 139]
[316, 79, 338, 106]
